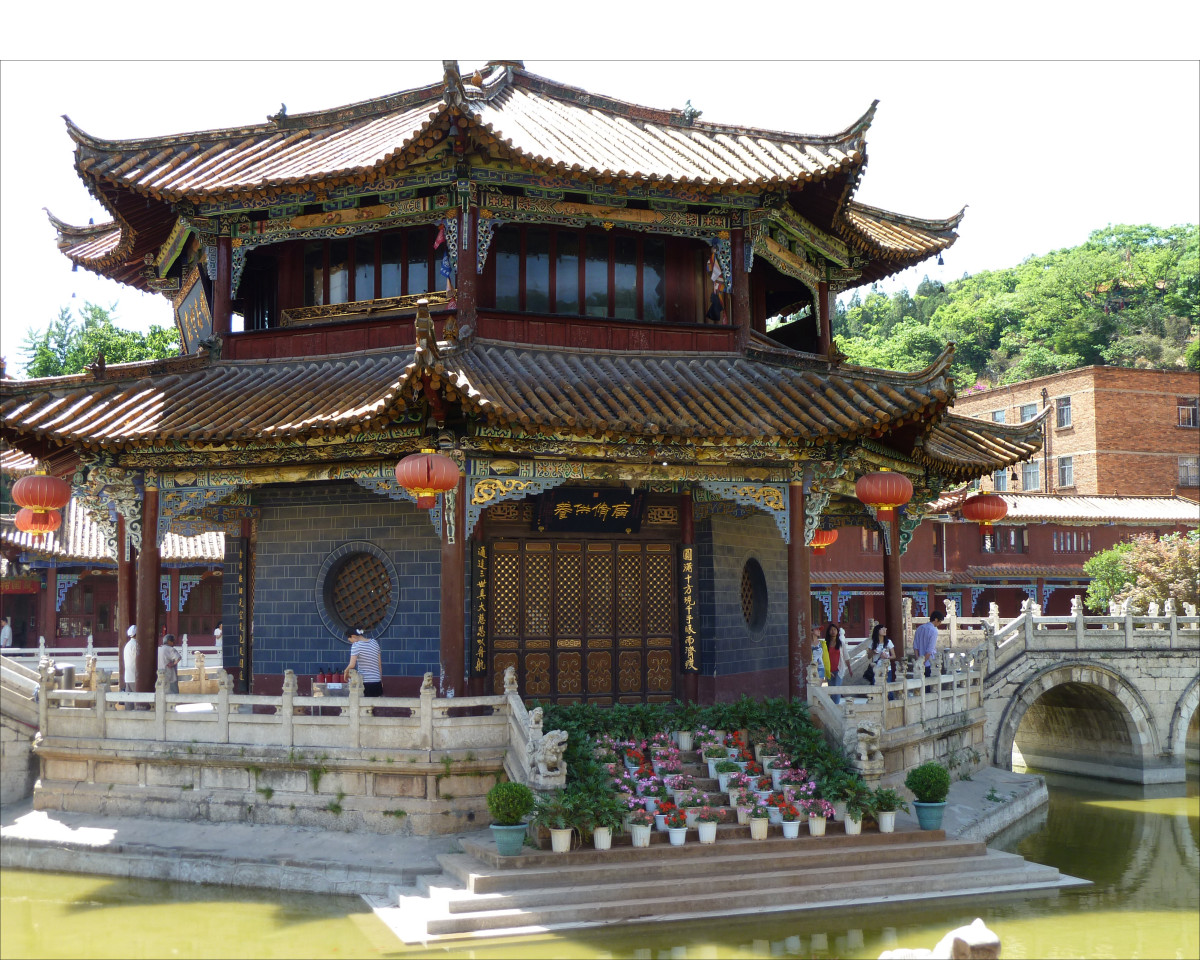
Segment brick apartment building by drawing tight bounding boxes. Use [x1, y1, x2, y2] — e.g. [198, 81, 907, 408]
[953, 366, 1200, 498]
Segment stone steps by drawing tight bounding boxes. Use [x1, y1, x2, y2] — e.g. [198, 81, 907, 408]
[382, 824, 1080, 943]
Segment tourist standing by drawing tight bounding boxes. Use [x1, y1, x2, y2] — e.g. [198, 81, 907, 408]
[345, 627, 383, 697]
[866, 622, 896, 689]
[913, 609, 944, 679]
[122, 625, 139, 709]
[159, 633, 181, 694]
[825, 624, 846, 704]
[0, 616, 12, 648]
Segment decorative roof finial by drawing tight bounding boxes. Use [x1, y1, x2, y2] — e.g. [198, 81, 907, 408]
[681, 100, 702, 125]
[443, 60, 465, 108]
[269, 103, 287, 124]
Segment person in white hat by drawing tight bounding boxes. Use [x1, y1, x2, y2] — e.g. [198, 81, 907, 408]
[122, 625, 139, 694]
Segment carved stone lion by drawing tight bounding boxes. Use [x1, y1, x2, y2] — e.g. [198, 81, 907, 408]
[855, 722, 883, 763]
[531, 730, 569, 777]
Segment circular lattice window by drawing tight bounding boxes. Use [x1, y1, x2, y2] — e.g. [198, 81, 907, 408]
[740, 558, 768, 632]
[316, 541, 400, 638]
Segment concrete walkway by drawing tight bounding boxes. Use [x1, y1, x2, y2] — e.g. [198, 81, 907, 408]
[0, 767, 1046, 897]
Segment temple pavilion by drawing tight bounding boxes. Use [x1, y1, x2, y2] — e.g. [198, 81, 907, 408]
[0, 61, 1043, 702]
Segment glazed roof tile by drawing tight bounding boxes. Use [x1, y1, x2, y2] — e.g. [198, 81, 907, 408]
[1, 498, 223, 564]
[0, 447, 39, 476]
[0, 340, 957, 448]
[965, 564, 1088, 579]
[810, 570, 957, 584]
[916, 411, 1045, 478]
[964, 494, 1199, 526]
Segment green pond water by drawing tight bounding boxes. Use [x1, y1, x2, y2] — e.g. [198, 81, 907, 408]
[3, 770, 1197, 960]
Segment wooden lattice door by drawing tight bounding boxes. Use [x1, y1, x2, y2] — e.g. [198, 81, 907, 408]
[487, 539, 676, 704]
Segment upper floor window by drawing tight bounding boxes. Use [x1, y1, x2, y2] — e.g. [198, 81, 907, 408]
[1053, 529, 1091, 553]
[1021, 460, 1040, 491]
[982, 526, 1027, 554]
[1019, 403, 1038, 423]
[992, 469, 1008, 492]
[302, 228, 435, 307]
[991, 409, 1006, 424]
[483, 225, 712, 324]
[1180, 455, 1200, 487]
[1179, 398, 1199, 428]
[1057, 455, 1074, 488]
[860, 528, 880, 552]
[1055, 396, 1072, 428]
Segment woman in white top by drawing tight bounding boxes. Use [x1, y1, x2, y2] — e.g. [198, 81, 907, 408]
[867, 623, 895, 686]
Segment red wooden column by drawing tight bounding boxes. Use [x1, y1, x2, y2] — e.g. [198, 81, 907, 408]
[167, 569, 181, 639]
[439, 474, 467, 697]
[680, 491, 698, 703]
[882, 516, 904, 659]
[212, 236, 232, 340]
[817, 277, 832, 357]
[40, 566, 57, 646]
[788, 483, 812, 701]
[731, 229, 751, 349]
[116, 516, 135, 686]
[135, 482, 162, 692]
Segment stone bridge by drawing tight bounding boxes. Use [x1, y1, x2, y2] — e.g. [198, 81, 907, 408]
[981, 599, 1199, 784]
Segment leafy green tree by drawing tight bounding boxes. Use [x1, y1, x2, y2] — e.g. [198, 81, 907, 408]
[19, 303, 180, 378]
[1083, 540, 1136, 613]
[1111, 532, 1199, 613]
[1185, 339, 1200, 371]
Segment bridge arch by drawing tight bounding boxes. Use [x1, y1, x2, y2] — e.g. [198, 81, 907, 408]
[994, 661, 1163, 779]
[1167, 675, 1200, 764]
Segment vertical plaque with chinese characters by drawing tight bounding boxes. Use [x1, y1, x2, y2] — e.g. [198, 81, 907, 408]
[471, 542, 488, 676]
[680, 545, 699, 672]
[173, 266, 212, 354]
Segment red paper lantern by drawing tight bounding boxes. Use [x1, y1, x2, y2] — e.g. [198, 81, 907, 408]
[961, 493, 1008, 530]
[11, 472, 71, 512]
[15, 506, 61, 537]
[394, 450, 460, 508]
[810, 529, 838, 554]
[855, 471, 913, 522]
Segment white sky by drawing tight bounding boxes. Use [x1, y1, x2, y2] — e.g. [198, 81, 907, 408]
[2, 6, 1198, 375]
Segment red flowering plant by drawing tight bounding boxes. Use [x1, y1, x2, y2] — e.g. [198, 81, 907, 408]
[801, 797, 836, 820]
[627, 809, 655, 827]
[695, 806, 725, 824]
[735, 748, 755, 764]
[762, 734, 781, 754]
[623, 747, 646, 769]
[655, 800, 678, 817]
[755, 775, 774, 791]
[743, 761, 763, 776]
[663, 809, 689, 829]
[777, 802, 802, 823]
[768, 791, 792, 809]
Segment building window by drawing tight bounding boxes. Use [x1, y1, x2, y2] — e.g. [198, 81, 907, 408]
[301, 227, 434, 307]
[1058, 456, 1074, 488]
[1053, 530, 1091, 553]
[1019, 403, 1038, 423]
[1021, 460, 1040, 491]
[740, 558, 768, 632]
[991, 410, 1006, 424]
[860, 528, 880, 552]
[316, 541, 400, 638]
[992, 470, 1008, 492]
[1055, 397, 1072, 428]
[983, 526, 1027, 554]
[1180, 456, 1200, 487]
[932, 523, 944, 557]
[1179, 398, 1199, 428]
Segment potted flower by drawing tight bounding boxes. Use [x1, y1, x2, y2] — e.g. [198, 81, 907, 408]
[758, 733, 782, 766]
[743, 760, 763, 778]
[733, 787, 757, 824]
[844, 795, 871, 836]
[588, 791, 626, 851]
[677, 789, 706, 827]
[653, 799, 677, 832]
[638, 775, 666, 812]
[627, 808, 654, 848]
[727, 772, 753, 805]
[694, 805, 723, 844]
[532, 790, 574, 853]
[703, 744, 729, 778]
[666, 773, 694, 801]
[905, 761, 951, 830]
[871, 787, 909, 833]
[778, 802, 803, 839]
[748, 802, 771, 840]
[801, 797, 835, 836]
[486, 781, 534, 857]
[754, 775, 774, 803]
[663, 808, 689, 846]
[713, 758, 741, 792]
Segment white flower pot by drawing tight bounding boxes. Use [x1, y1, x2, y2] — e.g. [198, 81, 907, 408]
[845, 815, 862, 836]
[771, 770, 784, 791]
[833, 800, 847, 822]
[879, 810, 897, 833]
[736, 805, 751, 825]
[768, 806, 783, 825]
[760, 754, 779, 770]
[697, 821, 718, 844]
[749, 817, 769, 840]
[717, 772, 731, 792]
[707, 760, 720, 778]
[644, 797, 658, 814]
[654, 813, 668, 832]
[676, 731, 693, 752]
[668, 826, 688, 846]
[755, 790, 772, 805]
[726, 747, 739, 760]
[685, 809, 700, 829]
[550, 827, 573, 853]
[630, 823, 652, 848]
[593, 826, 612, 850]
[808, 816, 827, 837]
[782, 820, 800, 839]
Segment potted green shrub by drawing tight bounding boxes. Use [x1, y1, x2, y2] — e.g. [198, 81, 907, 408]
[486, 781, 534, 857]
[713, 758, 741, 791]
[844, 795, 870, 835]
[588, 791, 625, 851]
[870, 787, 909, 833]
[532, 789, 575, 853]
[905, 762, 951, 830]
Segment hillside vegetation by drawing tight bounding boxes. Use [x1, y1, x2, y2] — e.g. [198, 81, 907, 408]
[833, 224, 1199, 387]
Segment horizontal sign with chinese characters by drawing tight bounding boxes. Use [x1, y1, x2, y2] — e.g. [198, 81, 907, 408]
[534, 489, 646, 534]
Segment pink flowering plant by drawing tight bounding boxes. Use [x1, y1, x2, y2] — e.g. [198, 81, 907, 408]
[676, 789, 706, 808]
[734, 787, 758, 807]
[653, 749, 682, 773]
[638, 776, 668, 800]
[727, 772, 754, 791]
[627, 809, 655, 827]
[667, 774, 694, 792]
[801, 797, 836, 820]
[695, 806, 725, 824]
[748, 802, 771, 819]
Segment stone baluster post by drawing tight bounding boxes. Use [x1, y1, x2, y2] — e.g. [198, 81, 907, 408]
[1123, 600, 1135, 646]
[988, 602, 1000, 631]
[1021, 598, 1035, 649]
[419, 672, 435, 752]
[38, 636, 46, 660]
[84, 655, 98, 691]
[95, 668, 110, 737]
[38, 659, 55, 733]
[154, 668, 167, 739]
[946, 599, 958, 647]
[281, 669, 296, 748]
[216, 670, 230, 743]
[347, 669, 363, 748]
[1147, 601, 1161, 630]
[85, 634, 94, 659]
[180, 635, 190, 669]
[195, 652, 207, 686]
[901, 597, 913, 649]
[1071, 595, 1085, 648]
[1165, 598, 1177, 644]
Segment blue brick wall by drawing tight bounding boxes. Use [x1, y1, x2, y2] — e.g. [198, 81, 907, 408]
[221, 537, 245, 677]
[225, 482, 441, 679]
[695, 511, 788, 677]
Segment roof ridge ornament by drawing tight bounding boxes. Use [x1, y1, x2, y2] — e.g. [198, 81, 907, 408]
[681, 100, 703, 125]
[443, 60, 465, 108]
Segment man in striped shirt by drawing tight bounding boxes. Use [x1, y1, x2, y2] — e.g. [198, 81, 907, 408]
[345, 627, 383, 697]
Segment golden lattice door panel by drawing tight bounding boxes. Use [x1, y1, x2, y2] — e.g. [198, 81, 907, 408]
[556, 651, 583, 695]
[331, 553, 391, 632]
